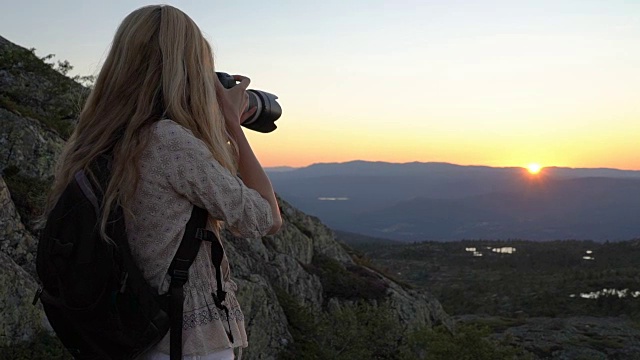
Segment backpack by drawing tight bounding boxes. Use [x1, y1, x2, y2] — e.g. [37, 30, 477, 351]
[34, 156, 233, 359]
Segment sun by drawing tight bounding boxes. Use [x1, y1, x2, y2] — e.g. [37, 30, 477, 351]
[527, 163, 542, 175]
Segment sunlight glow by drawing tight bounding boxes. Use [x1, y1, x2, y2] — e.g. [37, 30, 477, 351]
[527, 163, 542, 175]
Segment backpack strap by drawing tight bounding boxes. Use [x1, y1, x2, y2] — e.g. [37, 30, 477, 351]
[195, 227, 234, 344]
[167, 206, 208, 360]
[167, 207, 235, 360]
[74, 171, 100, 217]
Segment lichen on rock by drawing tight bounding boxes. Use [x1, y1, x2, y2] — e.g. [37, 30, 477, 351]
[0, 175, 38, 277]
[0, 107, 64, 179]
[0, 252, 52, 347]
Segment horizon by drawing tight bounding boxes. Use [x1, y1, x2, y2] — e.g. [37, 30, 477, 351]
[264, 159, 640, 172]
[2, 0, 639, 170]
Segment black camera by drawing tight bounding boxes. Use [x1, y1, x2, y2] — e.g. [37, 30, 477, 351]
[216, 72, 282, 133]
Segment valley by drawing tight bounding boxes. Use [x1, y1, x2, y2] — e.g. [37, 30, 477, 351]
[338, 231, 640, 358]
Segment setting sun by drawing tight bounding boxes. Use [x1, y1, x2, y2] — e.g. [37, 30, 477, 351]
[527, 163, 542, 175]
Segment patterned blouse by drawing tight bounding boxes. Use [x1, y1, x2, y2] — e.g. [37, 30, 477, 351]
[125, 119, 274, 355]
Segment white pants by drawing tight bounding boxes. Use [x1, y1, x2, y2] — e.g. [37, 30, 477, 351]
[140, 348, 235, 360]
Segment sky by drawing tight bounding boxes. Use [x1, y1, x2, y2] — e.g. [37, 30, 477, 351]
[1, 0, 639, 170]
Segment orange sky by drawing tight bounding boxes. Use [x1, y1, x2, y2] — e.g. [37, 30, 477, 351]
[4, 1, 638, 170]
[246, 104, 640, 170]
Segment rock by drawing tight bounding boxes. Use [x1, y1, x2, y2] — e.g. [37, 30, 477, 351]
[0, 107, 64, 178]
[0, 35, 11, 47]
[0, 175, 37, 276]
[221, 196, 454, 359]
[0, 251, 52, 347]
[0, 35, 88, 140]
[225, 195, 453, 330]
[224, 222, 326, 310]
[387, 279, 454, 331]
[234, 275, 292, 360]
[278, 198, 353, 264]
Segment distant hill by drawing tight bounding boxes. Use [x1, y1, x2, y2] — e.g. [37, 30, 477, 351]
[334, 230, 401, 247]
[267, 161, 640, 242]
[264, 166, 298, 172]
[267, 161, 640, 179]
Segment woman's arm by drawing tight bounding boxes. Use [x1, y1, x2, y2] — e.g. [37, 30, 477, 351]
[216, 74, 282, 234]
[228, 125, 282, 235]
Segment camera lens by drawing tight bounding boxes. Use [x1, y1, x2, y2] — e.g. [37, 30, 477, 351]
[215, 72, 282, 133]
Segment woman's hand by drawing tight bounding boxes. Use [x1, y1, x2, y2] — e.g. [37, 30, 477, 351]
[214, 74, 256, 129]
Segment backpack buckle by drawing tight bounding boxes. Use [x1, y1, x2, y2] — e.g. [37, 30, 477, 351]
[170, 269, 189, 283]
[212, 290, 227, 309]
[195, 228, 216, 242]
[169, 258, 191, 283]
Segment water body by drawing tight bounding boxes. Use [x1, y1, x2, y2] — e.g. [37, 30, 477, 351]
[492, 247, 516, 254]
[569, 288, 640, 299]
[465, 246, 516, 256]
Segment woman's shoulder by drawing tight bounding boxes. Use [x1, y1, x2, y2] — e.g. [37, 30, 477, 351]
[151, 118, 196, 139]
[144, 119, 208, 158]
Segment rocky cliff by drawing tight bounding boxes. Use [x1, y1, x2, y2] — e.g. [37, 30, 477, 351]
[0, 35, 451, 359]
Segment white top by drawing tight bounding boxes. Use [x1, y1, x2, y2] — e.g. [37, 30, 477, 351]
[141, 347, 234, 360]
[125, 119, 273, 355]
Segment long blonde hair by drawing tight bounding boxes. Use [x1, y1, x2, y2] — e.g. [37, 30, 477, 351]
[44, 5, 237, 238]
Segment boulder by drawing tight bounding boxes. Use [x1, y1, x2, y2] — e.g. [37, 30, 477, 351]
[0, 251, 52, 347]
[0, 108, 64, 178]
[0, 175, 37, 276]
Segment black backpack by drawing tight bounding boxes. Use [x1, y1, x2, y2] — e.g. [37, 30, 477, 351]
[34, 156, 233, 359]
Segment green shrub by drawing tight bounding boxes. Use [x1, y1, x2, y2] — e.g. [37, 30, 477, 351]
[275, 288, 327, 359]
[2, 166, 52, 230]
[0, 331, 72, 360]
[305, 253, 389, 302]
[276, 288, 530, 360]
[342, 241, 414, 290]
[403, 324, 533, 360]
[0, 45, 89, 139]
[276, 289, 404, 360]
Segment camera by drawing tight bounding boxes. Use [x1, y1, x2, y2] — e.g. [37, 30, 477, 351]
[216, 72, 282, 133]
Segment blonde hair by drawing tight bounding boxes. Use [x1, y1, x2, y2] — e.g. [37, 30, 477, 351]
[44, 5, 237, 239]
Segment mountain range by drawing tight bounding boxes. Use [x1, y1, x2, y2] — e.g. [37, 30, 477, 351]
[266, 161, 640, 241]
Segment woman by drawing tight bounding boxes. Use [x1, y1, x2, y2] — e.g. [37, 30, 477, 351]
[45, 4, 282, 359]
